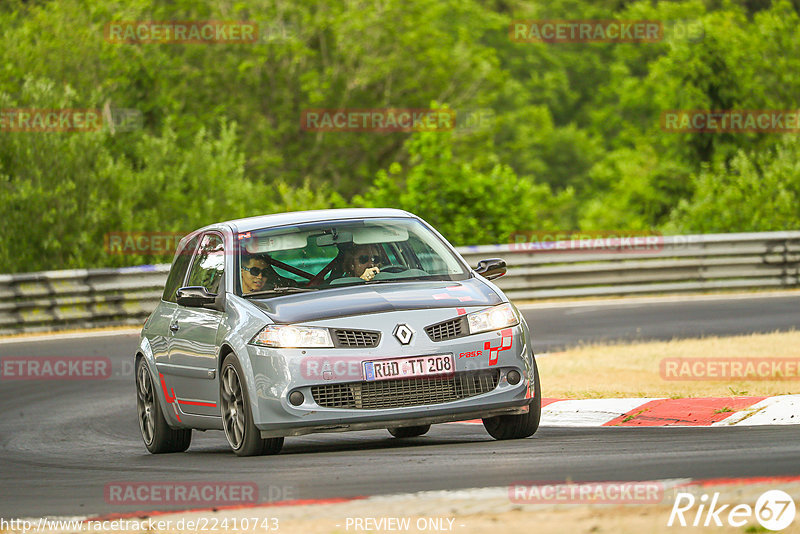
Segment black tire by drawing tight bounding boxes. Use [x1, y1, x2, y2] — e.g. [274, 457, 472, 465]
[136, 358, 192, 453]
[220, 353, 284, 457]
[388, 424, 431, 438]
[483, 360, 542, 440]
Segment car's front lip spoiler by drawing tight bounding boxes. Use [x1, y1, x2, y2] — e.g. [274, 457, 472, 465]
[258, 399, 533, 438]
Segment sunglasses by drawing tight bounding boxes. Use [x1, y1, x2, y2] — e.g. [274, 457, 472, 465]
[358, 255, 382, 264]
[242, 266, 269, 277]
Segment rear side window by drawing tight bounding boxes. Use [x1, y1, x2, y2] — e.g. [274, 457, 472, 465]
[186, 233, 225, 293]
[162, 234, 200, 302]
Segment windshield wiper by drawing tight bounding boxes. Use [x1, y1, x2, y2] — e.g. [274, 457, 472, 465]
[243, 287, 319, 298]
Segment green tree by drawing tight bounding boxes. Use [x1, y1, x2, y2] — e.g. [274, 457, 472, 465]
[667, 135, 800, 233]
[0, 78, 340, 272]
[356, 128, 574, 246]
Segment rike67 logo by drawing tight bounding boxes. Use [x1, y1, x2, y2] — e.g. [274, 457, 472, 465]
[668, 489, 796, 530]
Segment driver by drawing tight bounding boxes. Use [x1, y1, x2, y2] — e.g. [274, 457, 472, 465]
[342, 244, 384, 281]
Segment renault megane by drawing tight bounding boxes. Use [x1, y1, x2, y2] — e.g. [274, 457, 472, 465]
[135, 209, 541, 456]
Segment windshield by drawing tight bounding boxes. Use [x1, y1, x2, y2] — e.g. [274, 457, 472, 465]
[235, 217, 469, 296]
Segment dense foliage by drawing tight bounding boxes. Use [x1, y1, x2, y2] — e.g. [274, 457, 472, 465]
[1, 0, 799, 272]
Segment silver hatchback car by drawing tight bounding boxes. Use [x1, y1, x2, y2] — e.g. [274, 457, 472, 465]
[135, 209, 541, 456]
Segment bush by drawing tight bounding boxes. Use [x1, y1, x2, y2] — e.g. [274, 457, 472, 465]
[356, 128, 574, 246]
[667, 135, 800, 233]
[0, 78, 341, 272]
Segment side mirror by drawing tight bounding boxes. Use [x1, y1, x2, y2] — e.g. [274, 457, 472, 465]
[176, 286, 217, 308]
[474, 258, 507, 280]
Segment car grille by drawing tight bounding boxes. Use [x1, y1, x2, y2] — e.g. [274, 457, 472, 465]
[310, 370, 500, 409]
[333, 329, 381, 348]
[424, 317, 467, 341]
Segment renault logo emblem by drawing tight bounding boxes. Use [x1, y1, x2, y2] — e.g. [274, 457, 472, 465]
[393, 324, 414, 345]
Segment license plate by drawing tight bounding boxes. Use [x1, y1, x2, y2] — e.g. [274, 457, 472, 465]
[363, 354, 454, 381]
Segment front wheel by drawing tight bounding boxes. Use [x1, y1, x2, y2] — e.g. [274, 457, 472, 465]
[388, 424, 430, 438]
[136, 358, 191, 453]
[220, 354, 284, 457]
[483, 361, 542, 440]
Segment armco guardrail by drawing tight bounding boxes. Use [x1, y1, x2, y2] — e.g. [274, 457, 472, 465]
[0, 231, 798, 335]
[0, 265, 170, 335]
[458, 231, 800, 300]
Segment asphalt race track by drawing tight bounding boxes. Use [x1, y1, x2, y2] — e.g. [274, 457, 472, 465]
[525, 292, 800, 352]
[1, 293, 799, 517]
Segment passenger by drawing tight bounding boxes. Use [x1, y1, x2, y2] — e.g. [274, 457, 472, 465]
[240, 253, 281, 294]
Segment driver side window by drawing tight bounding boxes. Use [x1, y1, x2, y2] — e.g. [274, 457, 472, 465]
[186, 233, 225, 293]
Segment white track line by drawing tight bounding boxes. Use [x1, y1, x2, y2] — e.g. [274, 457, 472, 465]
[0, 328, 140, 344]
[517, 290, 800, 310]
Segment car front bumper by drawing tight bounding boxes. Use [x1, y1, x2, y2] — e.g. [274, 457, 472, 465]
[258, 399, 532, 438]
[241, 309, 537, 438]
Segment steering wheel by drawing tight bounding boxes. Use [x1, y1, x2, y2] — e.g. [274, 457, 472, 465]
[380, 265, 408, 273]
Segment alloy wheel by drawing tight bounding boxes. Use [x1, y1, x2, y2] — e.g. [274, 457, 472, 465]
[221, 365, 246, 450]
[136, 362, 156, 446]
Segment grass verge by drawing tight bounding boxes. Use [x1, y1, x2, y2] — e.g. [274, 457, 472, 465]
[538, 330, 800, 398]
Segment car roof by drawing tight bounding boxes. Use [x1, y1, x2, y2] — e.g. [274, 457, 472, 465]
[207, 208, 417, 234]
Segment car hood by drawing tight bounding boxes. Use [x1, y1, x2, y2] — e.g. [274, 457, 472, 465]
[248, 277, 502, 324]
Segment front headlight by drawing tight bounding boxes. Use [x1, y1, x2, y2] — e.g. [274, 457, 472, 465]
[467, 303, 519, 335]
[250, 325, 334, 348]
